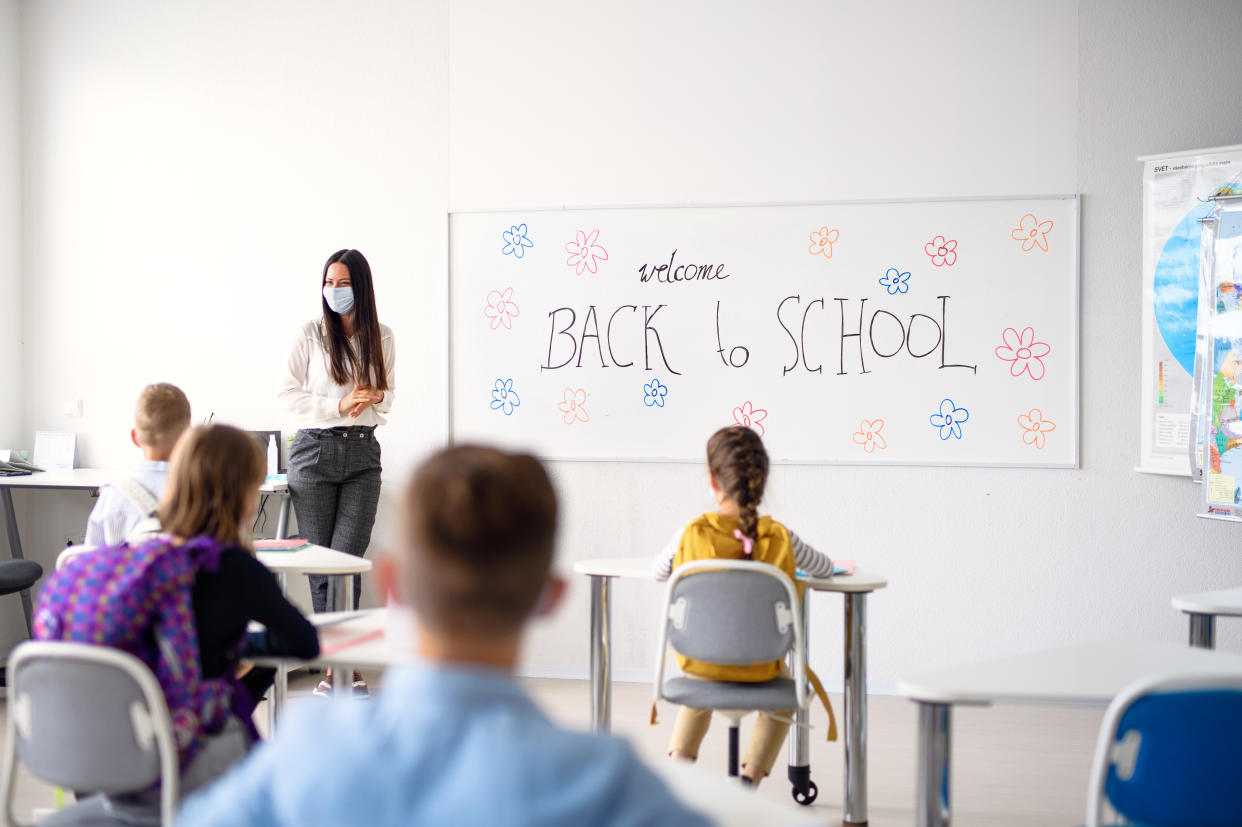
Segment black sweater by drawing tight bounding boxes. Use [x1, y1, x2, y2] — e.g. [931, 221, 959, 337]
[192, 548, 319, 683]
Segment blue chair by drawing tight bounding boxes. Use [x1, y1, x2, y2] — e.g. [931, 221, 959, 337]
[1086, 673, 1242, 827]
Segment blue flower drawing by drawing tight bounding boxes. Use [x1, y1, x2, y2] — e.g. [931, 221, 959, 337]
[490, 378, 520, 416]
[879, 267, 911, 295]
[643, 378, 669, 408]
[501, 224, 534, 259]
[929, 398, 970, 440]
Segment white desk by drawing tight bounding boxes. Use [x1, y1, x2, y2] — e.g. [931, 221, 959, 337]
[258, 549, 372, 721]
[1171, 587, 1242, 648]
[895, 640, 1242, 827]
[573, 556, 887, 825]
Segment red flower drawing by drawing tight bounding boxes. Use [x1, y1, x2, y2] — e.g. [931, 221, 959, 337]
[565, 229, 609, 275]
[924, 235, 958, 267]
[483, 287, 520, 330]
[732, 401, 768, 437]
[1011, 214, 1054, 252]
[1018, 408, 1056, 449]
[995, 327, 1051, 380]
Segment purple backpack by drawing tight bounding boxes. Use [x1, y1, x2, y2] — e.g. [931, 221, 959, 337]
[33, 535, 244, 768]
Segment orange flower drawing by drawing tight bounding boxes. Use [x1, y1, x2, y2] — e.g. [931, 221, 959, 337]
[852, 419, 887, 453]
[558, 387, 590, 425]
[1018, 408, 1056, 449]
[808, 227, 839, 259]
[1011, 214, 1054, 252]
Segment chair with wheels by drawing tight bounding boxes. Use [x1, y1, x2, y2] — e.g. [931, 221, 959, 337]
[652, 559, 811, 803]
[0, 641, 180, 827]
[1085, 672, 1242, 827]
[0, 559, 43, 639]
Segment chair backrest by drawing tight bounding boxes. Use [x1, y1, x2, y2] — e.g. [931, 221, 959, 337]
[1, 641, 179, 827]
[54, 544, 94, 571]
[666, 563, 796, 665]
[653, 559, 806, 709]
[1086, 672, 1242, 827]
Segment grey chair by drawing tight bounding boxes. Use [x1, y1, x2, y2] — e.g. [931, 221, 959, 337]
[0, 559, 43, 639]
[0, 642, 179, 827]
[653, 559, 808, 780]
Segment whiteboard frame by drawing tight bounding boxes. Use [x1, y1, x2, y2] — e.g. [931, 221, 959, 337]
[448, 194, 1081, 468]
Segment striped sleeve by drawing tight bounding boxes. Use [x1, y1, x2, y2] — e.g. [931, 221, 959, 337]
[650, 525, 685, 581]
[789, 530, 833, 578]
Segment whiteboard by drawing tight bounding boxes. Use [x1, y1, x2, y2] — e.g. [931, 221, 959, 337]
[449, 197, 1079, 466]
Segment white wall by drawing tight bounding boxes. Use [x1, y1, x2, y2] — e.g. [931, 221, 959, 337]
[8, 0, 1242, 686]
[0, 0, 21, 448]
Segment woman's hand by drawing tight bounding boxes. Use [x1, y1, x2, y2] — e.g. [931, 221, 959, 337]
[339, 385, 384, 418]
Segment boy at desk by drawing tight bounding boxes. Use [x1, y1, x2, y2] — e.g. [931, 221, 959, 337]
[84, 383, 190, 546]
[179, 445, 711, 827]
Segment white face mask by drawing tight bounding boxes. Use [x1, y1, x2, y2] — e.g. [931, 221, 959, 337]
[323, 285, 355, 315]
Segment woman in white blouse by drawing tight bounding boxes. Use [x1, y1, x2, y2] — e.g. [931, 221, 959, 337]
[278, 249, 394, 695]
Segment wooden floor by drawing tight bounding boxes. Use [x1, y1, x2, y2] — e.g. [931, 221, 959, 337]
[4, 672, 1105, 825]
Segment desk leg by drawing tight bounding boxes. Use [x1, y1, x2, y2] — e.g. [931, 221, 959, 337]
[270, 573, 290, 733]
[788, 589, 815, 804]
[275, 495, 291, 541]
[843, 592, 868, 825]
[329, 575, 355, 695]
[0, 489, 32, 638]
[589, 574, 611, 734]
[916, 702, 951, 827]
[1188, 613, 1215, 649]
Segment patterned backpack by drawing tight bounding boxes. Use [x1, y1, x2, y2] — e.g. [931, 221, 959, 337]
[33, 535, 244, 768]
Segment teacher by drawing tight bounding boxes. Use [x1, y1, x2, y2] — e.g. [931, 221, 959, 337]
[278, 249, 394, 692]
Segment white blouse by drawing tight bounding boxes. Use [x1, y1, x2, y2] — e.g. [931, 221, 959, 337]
[279, 319, 396, 429]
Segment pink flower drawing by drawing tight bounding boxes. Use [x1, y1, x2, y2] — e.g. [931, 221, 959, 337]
[732, 401, 768, 437]
[809, 227, 840, 259]
[1018, 408, 1056, 449]
[852, 419, 887, 453]
[558, 387, 590, 425]
[483, 287, 520, 330]
[565, 229, 609, 275]
[924, 235, 958, 267]
[1011, 214, 1054, 252]
[995, 327, 1051, 380]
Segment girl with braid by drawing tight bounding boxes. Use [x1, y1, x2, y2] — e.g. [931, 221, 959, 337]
[651, 425, 834, 787]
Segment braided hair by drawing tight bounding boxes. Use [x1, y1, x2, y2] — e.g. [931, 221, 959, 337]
[706, 425, 770, 551]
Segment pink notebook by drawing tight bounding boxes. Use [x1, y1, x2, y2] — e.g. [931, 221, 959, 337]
[254, 539, 310, 552]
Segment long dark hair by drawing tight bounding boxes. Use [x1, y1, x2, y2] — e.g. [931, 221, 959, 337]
[707, 426, 770, 544]
[322, 249, 389, 391]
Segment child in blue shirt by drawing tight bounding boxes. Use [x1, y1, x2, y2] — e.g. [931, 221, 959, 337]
[84, 383, 191, 545]
[179, 445, 711, 827]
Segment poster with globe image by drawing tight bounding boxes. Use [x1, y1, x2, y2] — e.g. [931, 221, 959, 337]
[1204, 202, 1242, 514]
[1140, 145, 1242, 476]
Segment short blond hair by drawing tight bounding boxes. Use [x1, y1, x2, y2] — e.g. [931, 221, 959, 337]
[134, 383, 191, 452]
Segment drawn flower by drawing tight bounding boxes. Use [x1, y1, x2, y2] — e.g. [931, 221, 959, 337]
[490, 378, 520, 416]
[643, 378, 669, 408]
[929, 398, 970, 440]
[501, 223, 534, 259]
[483, 287, 520, 330]
[732, 401, 768, 437]
[994, 327, 1051, 380]
[878, 268, 911, 295]
[852, 419, 887, 453]
[1018, 408, 1056, 449]
[558, 387, 590, 425]
[924, 235, 958, 267]
[1010, 214, 1054, 252]
[809, 227, 839, 259]
[565, 229, 609, 275]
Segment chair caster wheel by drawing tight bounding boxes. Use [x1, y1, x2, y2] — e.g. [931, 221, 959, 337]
[791, 780, 818, 805]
